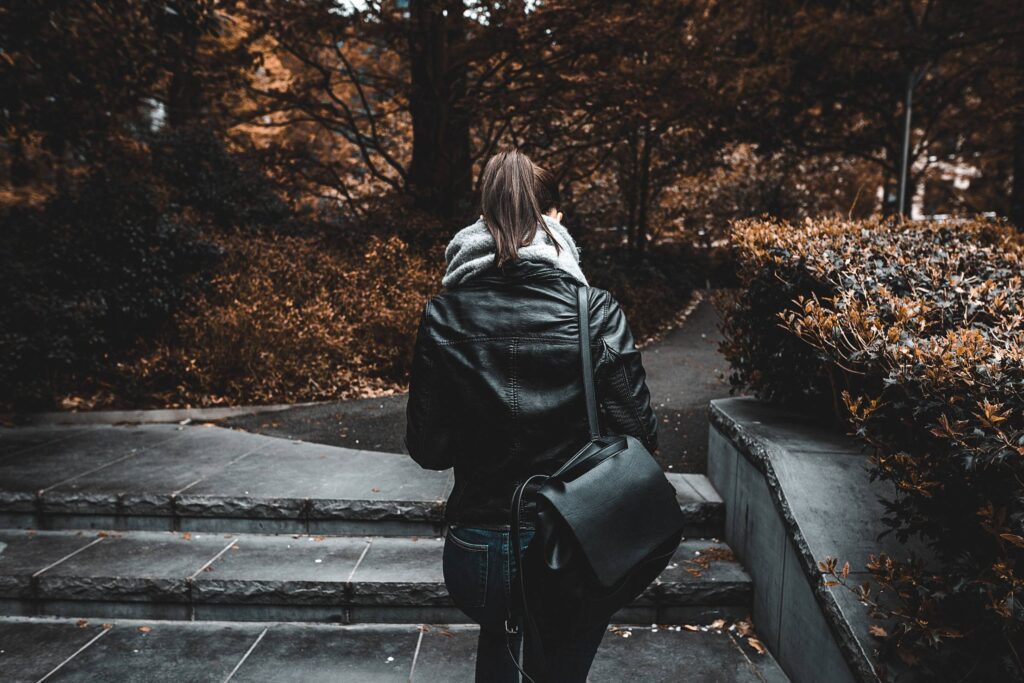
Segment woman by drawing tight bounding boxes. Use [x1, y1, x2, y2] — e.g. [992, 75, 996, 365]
[405, 149, 658, 682]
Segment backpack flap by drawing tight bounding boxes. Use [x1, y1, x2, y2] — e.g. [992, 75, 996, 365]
[535, 435, 686, 589]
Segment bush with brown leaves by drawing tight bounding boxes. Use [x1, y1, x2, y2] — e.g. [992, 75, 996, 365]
[123, 229, 442, 408]
[721, 216, 1024, 681]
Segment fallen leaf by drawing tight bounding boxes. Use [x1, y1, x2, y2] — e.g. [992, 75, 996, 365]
[683, 624, 700, 632]
[999, 533, 1024, 549]
[102, 623, 114, 630]
[76, 619, 89, 628]
[747, 637, 767, 654]
[181, 532, 192, 541]
[138, 626, 152, 633]
[869, 625, 888, 638]
[710, 619, 727, 629]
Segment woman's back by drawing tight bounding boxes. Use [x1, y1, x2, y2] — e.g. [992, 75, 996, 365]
[404, 257, 658, 525]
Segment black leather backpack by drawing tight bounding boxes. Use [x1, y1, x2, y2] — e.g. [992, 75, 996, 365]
[507, 285, 686, 681]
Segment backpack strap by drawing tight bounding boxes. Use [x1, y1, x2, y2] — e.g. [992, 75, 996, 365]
[507, 475, 548, 682]
[577, 285, 600, 441]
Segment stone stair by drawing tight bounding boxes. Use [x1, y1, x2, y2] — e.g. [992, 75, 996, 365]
[0, 423, 788, 681]
[0, 424, 721, 537]
[0, 530, 749, 625]
[0, 618, 787, 682]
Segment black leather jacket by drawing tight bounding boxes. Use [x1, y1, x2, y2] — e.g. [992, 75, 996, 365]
[404, 258, 658, 525]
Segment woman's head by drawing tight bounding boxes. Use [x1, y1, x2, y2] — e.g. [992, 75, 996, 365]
[535, 166, 561, 217]
[479, 149, 560, 268]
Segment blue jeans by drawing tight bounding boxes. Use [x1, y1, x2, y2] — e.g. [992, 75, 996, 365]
[442, 525, 608, 682]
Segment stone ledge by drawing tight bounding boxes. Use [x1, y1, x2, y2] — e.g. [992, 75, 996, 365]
[0, 423, 725, 536]
[0, 401, 330, 426]
[707, 397, 916, 683]
[0, 531, 750, 623]
[8, 489, 722, 537]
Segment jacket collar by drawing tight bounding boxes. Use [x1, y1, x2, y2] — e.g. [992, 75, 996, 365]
[448, 258, 580, 289]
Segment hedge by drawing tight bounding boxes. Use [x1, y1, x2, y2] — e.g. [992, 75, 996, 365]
[721, 216, 1024, 681]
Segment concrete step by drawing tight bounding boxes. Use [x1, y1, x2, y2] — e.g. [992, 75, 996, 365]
[0, 424, 724, 537]
[0, 616, 789, 682]
[0, 530, 749, 625]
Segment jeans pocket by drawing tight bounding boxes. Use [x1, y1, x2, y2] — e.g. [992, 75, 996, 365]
[443, 527, 490, 612]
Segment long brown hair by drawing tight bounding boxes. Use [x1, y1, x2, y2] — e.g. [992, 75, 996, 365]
[479, 149, 561, 268]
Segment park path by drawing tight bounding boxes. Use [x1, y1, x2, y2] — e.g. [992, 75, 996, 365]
[222, 292, 732, 472]
[642, 293, 733, 472]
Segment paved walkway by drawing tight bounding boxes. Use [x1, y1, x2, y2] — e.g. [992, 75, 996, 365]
[222, 294, 731, 472]
[0, 618, 785, 682]
[642, 294, 732, 472]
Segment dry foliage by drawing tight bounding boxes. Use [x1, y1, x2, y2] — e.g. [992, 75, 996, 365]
[123, 229, 441, 408]
[721, 216, 1024, 680]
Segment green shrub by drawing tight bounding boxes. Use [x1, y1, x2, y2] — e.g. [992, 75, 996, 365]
[721, 216, 1024, 681]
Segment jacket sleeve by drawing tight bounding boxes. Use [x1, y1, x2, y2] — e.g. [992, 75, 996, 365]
[404, 301, 456, 470]
[594, 293, 659, 453]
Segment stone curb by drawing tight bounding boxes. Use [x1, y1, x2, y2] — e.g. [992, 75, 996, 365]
[0, 401, 332, 426]
[707, 398, 879, 683]
[2, 489, 721, 537]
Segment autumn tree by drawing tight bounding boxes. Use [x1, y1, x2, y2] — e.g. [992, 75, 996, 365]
[0, 0, 255, 196]
[476, 0, 737, 253]
[244, 0, 535, 220]
[731, 0, 1024, 216]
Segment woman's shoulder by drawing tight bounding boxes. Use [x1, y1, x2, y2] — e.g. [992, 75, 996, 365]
[582, 285, 621, 321]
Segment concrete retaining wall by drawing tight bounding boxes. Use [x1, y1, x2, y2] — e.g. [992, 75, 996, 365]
[707, 397, 911, 683]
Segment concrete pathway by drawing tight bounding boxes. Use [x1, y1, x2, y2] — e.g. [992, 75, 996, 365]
[0, 618, 786, 683]
[642, 295, 733, 473]
[222, 294, 731, 473]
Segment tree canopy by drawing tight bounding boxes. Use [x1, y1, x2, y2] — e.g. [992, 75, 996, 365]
[3, 0, 1021, 238]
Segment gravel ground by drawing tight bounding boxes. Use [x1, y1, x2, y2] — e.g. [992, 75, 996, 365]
[221, 293, 733, 473]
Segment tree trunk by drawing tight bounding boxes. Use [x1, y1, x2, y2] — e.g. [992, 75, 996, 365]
[166, 4, 203, 129]
[633, 126, 653, 254]
[620, 131, 639, 251]
[880, 143, 901, 217]
[1012, 40, 1024, 229]
[623, 181, 638, 250]
[407, 0, 473, 221]
[8, 137, 31, 188]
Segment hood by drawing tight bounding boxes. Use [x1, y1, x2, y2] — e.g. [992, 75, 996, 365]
[442, 215, 589, 289]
